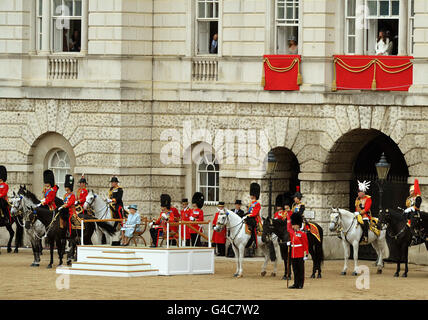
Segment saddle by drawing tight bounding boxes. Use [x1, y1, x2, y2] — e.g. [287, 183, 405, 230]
[356, 214, 381, 237]
[70, 214, 83, 230]
[245, 221, 263, 236]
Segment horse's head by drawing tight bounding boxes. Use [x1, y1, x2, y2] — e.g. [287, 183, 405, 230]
[213, 209, 229, 232]
[9, 193, 23, 218]
[378, 209, 391, 228]
[84, 190, 97, 210]
[328, 208, 341, 232]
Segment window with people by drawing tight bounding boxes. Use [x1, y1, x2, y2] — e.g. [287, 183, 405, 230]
[52, 0, 82, 52]
[275, 0, 299, 55]
[345, 0, 415, 55]
[197, 0, 219, 55]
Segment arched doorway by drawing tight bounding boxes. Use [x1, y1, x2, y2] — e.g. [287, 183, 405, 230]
[326, 129, 409, 260]
[264, 147, 300, 216]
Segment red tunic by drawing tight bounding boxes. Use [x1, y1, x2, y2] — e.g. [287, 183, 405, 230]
[248, 200, 261, 223]
[63, 192, 76, 234]
[76, 187, 88, 206]
[169, 206, 179, 234]
[274, 209, 286, 220]
[212, 211, 226, 244]
[41, 185, 58, 210]
[287, 221, 309, 259]
[180, 207, 192, 239]
[0, 182, 11, 222]
[355, 195, 372, 220]
[189, 208, 204, 234]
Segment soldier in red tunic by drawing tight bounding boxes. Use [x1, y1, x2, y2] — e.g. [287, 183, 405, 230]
[58, 174, 76, 236]
[212, 201, 227, 256]
[244, 183, 261, 247]
[355, 180, 372, 242]
[287, 211, 309, 289]
[180, 198, 191, 246]
[170, 203, 180, 245]
[37, 170, 58, 211]
[190, 192, 204, 247]
[273, 194, 286, 221]
[75, 174, 88, 214]
[0, 166, 11, 224]
[150, 194, 172, 247]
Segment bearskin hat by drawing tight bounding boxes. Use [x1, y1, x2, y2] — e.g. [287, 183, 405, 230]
[275, 194, 283, 208]
[290, 212, 303, 227]
[250, 182, 261, 200]
[43, 170, 55, 186]
[283, 196, 292, 208]
[192, 192, 204, 209]
[64, 174, 74, 191]
[0, 166, 7, 182]
[160, 194, 171, 209]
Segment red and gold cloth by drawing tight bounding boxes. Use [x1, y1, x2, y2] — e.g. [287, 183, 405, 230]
[262, 55, 302, 91]
[333, 55, 413, 91]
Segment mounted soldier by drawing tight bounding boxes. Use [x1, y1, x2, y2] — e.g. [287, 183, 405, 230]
[37, 170, 58, 211]
[227, 200, 245, 258]
[355, 180, 372, 243]
[58, 174, 77, 236]
[291, 186, 305, 218]
[107, 176, 124, 220]
[243, 182, 262, 248]
[404, 179, 423, 244]
[75, 174, 88, 215]
[274, 194, 286, 221]
[0, 165, 11, 224]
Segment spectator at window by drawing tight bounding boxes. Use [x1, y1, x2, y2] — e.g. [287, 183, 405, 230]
[385, 30, 394, 55]
[375, 30, 390, 55]
[70, 30, 81, 52]
[210, 33, 218, 54]
[62, 29, 69, 52]
[287, 36, 298, 54]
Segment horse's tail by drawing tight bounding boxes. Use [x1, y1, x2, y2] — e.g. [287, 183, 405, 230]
[317, 225, 324, 265]
[96, 221, 116, 236]
[268, 241, 276, 262]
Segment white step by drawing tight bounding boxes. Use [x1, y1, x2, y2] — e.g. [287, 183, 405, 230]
[98, 251, 137, 258]
[57, 267, 158, 277]
[71, 262, 153, 272]
[84, 257, 145, 265]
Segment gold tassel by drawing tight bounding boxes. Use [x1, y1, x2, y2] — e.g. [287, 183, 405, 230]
[371, 78, 376, 90]
[261, 59, 266, 87]
[371, 61, 377, 91]
[297, 72, 302, 86]
[332, 79, 337, 92]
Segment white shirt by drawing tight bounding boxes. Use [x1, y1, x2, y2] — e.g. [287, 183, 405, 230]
[376, 38, 390, 55]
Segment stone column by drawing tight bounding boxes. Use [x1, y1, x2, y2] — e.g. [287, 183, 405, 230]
[29, 0, 36, 54]
[398, 0, 409, 55]
[355, 0, 364, 54]
[80, 0, 88, 54]
[41, 0, 51, 54]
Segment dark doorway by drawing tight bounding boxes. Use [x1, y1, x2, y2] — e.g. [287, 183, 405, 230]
[349, 133, 409, 260]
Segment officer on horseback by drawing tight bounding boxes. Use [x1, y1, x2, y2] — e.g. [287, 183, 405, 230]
[108, 176, 124, 219]
[0, 166, 11, 224]
[273, 194, 286, 221]
[38, 170, 58, 211]
[291, 186, 305, 218]
[75, 174, 88, 215]
[355, 180, 372, 243]
[404, 179, 423, 244]
[57, 174, 77, 237]
[243, 182, 261, 248]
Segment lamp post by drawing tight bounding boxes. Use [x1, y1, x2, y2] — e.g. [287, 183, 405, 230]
[267, 150, 278, 219]
[375, 152, 391, 214]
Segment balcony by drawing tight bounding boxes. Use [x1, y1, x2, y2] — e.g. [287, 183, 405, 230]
[192, 57, 218, 82]
[48, 56, 79, 80]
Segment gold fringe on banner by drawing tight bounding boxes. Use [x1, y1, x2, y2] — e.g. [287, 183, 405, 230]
[371, 62, 377, 90]
[262, 57, 301, 87]
[332, 59, 337, 91]
[261, 59, 266, 87]
[297, 60, 302, 86]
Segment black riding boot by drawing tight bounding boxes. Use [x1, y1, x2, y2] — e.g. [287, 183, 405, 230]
[362, 220, 369, 242]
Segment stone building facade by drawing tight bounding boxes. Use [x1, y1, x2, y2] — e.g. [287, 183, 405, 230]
[0, 0, 427, 262]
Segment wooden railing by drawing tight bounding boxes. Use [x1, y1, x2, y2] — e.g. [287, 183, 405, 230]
[192, 58, 218, 81]
[48, 56, 79, 79]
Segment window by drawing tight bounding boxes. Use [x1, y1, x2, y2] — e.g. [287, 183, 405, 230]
[196, 0, 219, 55]
[275, 0, 299, 54]
[409, 0, 414, 55]
[37, 0, 43, 51]
[52, 0, 82, 52]
[197, 152, 219, 204]
[345, 0, 405, 55]
[48, 150, 71, 198]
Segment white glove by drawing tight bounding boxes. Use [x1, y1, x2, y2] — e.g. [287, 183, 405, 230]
[303, 255, 308, 261]
[107, 199, 113, 203]
[74, 201, 79, 205]
[36, 203, 42, 207]
[161, 213, 168, 220]
[190, 216, 195, 221]
[148, 222, 153, 228]
[286, 241, 291, 246]
[404, 207, 414, 214]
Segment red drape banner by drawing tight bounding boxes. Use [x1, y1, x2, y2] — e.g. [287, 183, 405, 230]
[333, 55, 413, 91]
[262, 55, 302, 91]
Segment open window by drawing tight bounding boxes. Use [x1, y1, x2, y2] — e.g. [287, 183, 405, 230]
[275, 0, 299, 54]
[196, 152, 219, 204]
[52, 0, 82, 53]
[196, 0, 219, 55]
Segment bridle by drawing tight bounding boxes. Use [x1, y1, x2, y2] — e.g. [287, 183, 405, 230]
[215, 212, 246, 243]
[331, 210, 356, 243]
[85, 193, 109, 219]
[378, 210, 408, 240]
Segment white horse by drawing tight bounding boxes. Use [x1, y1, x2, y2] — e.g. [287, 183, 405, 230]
[329, 208, 389, 275]
[83, 190, 121, 245]
[214, 209, 281, 278]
